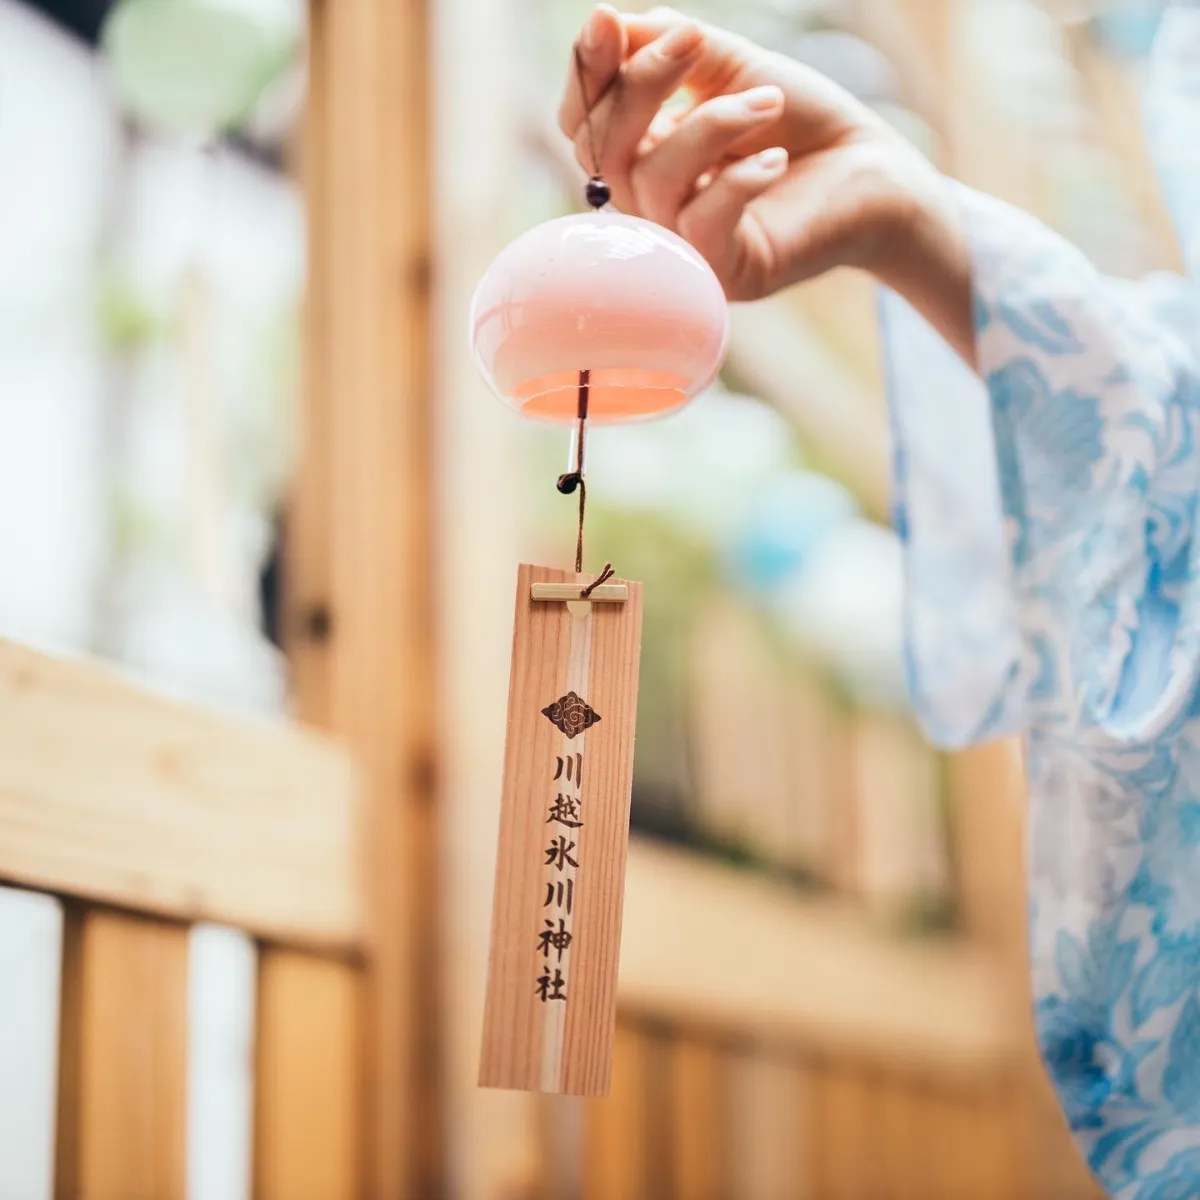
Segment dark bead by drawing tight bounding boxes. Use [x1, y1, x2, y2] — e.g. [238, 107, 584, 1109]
[585, 176, 611, 208]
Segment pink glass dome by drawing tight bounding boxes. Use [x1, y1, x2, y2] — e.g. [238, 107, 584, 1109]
[469, 211, 729, 424]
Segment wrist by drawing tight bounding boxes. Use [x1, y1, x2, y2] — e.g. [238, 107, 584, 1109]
[858, 146, 958, 283]
[866, 153, 978, 367]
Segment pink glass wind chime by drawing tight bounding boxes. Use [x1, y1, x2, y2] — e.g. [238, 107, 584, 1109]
[471, 52, 729, 1097]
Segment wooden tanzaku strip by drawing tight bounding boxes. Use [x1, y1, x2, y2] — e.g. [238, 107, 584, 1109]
[55, 905, 188, 1200]
[480, 564, 643, 1096]
[530, 582, 628, 603]
[253, 949, 362, 1200]
[0, 638, 364, 950]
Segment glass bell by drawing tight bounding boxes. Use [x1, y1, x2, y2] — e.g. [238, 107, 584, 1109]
[469, 208, 730, 424]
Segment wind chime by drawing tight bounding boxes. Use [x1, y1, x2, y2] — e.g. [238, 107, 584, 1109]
[470, 52, 729, 1097]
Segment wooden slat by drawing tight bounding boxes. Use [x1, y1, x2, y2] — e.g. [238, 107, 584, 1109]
[689, 597, 798, 865]
[55, 906, 188, 1200]
[619, 840, 1012, 1080]
[877, 1080, 1023, 1200]
[852, 713, 948, 917]
[926, 1089, 973, 1200]
[728, 1048, 806, 1200]
[1023, 1059, 1107, 1200]
[0, 638, 363, 949]
[278, 0, 435, 1192]
[253, 950, 361, 1200]
[670, 1035, 725, 1200]
[811, 1064, 879, 1200]
[536, 1094, 585, 1200]
[583, 1024, 648, 1200]
[951, 1089, 1022, 1200]
[876, 1074, 929, 1200]
[947, 740, 1026, 955]
[898, 1085, 954, 1200]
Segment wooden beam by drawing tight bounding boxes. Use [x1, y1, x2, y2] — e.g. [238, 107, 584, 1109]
[282, 0, 436, 1194]
[618, 840, 1013, 1080]
[55, 906, 188, 1200]
[0, 639, 363, 949]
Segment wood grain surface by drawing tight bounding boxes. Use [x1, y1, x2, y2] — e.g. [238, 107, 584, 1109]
[480, 564, 643, 1096]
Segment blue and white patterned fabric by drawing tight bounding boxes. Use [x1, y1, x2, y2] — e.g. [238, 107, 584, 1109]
[879, 8, 1200, 1198]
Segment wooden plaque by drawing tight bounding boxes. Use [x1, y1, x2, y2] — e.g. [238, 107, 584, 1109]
[479, 563, 643, 1096]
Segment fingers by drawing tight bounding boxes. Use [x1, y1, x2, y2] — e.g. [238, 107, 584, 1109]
[632, 85, 783, 227]
[557, 6, 625, 142]
[597, 23, 704, 165]
[624, 8, 688, 52]
[567, 21, 705, 209]
[677, 148, 789, 296]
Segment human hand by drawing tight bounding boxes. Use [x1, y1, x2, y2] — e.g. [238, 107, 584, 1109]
[558, 5, 964, 312]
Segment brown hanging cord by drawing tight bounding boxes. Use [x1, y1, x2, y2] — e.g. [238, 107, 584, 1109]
[556, 369, 593, 570]
[555, 58, 621, 595]
[554, 364, 615, 592]
[573, 43, 620, 190]
[581, 563, 615, 597]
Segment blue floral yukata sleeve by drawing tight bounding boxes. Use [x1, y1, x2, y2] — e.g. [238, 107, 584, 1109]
[878, 8, 1200, 1198]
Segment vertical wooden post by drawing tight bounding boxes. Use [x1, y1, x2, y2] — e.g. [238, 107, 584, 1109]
[54, 906, 189, 1200]
[267, 0, 436, 1196]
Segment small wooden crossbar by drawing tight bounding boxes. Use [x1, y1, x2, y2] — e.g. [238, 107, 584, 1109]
[530, 582, 629, 603]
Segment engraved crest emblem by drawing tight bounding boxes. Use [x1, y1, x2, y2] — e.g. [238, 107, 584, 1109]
[541, 691, 600, 739]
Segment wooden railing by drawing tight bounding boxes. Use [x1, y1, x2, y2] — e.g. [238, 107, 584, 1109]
[0, 638, 365, 1199]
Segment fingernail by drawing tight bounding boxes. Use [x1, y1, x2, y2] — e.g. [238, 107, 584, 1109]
[742, 85, 783, 113]
[581, 6, 607, 51]
[755, 147, 788, 172]
[659, 22, 702, 58]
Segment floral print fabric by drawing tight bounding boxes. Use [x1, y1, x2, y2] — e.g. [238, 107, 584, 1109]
[879, 9, 1200, 1197]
